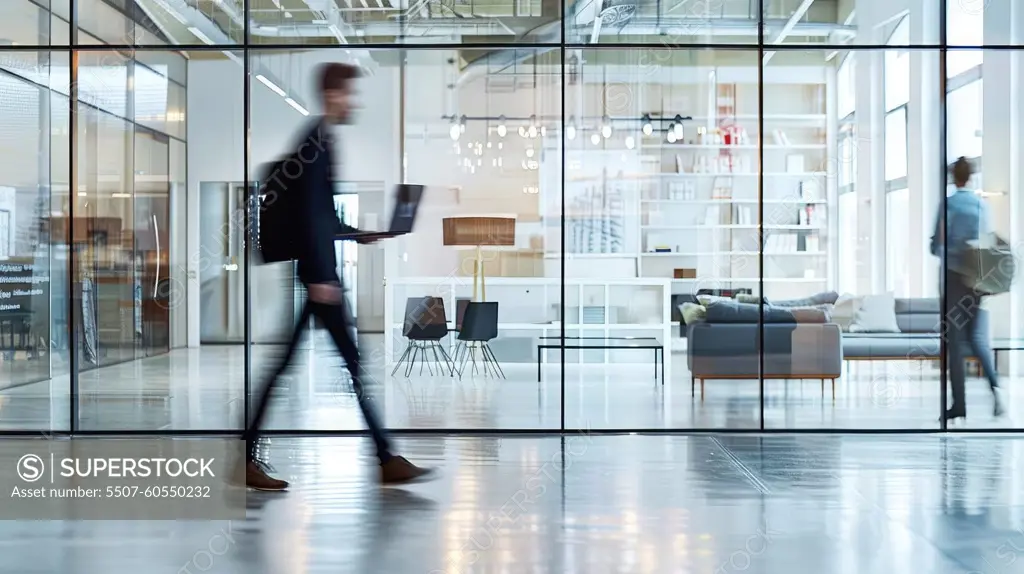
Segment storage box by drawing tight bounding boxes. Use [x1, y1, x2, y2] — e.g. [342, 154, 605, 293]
[673, 268, 697, 279]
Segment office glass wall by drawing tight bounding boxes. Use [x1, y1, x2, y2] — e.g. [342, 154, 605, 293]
[3, 0, 1024, 433]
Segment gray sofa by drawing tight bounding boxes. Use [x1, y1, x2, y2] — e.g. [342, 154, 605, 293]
[687, 297, 982, 400]
[843, 298, 942, 359]
[686, 298, 843, 399]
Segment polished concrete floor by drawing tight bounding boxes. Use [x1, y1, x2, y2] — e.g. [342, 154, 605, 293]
[0, 334, 1018, 430]
[1, 434, 1023, 573]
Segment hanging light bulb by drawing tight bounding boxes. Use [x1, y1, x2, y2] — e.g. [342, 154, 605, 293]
[590, 133, 601, 145]
[526, 147, 535, 158]
[449, 118, 461, 141]
[625, 136, 635, 150]
[642, 114, 653, 136]
[459, 115, 467, 134]
[566, 116, 577, 140]
[673, 114, 684, 139]
[601, 115, 612, 138]
[541, 126, 547, 137]
[667, 130, 677, 143]
[497, 115, 507, 137]
[527, 115, 538, 138]
[518, 125, 527, 137]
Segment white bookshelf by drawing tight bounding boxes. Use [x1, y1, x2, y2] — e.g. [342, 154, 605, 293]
[546, 72, 836, 301]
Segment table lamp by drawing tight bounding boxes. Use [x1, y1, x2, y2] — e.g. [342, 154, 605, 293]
[442, 216, 516, 301]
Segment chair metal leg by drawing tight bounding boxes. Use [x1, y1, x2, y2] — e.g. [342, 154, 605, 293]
[457, 342, 472, 378]
[391, 345, 413, 377]
[437, 343, 456, 376]
[405, 344, 420, 378]
[482, 343, 505, 379]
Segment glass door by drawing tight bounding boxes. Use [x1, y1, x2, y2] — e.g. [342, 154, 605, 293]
[134, 128, 171, 357]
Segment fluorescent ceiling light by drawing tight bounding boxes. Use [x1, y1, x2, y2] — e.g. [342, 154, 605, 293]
[256, 74, 287, 97]
[312, 19, 329, 24]
[285, 98, 309, 116]
[222, 51, 242, 65]
[188, 27, 214, 45]
[261, 26, 278, 32]
[284, 11, 293, 18]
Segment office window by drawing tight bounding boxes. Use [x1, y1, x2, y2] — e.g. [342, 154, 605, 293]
[884, 18, 910, 112]
[947, 0, 984, 75]
[947, 80, 983, 161]
[886, 189, 911, 296]
[838, 192, 857, 294]
[884, 108, 908, 182]
[837, 54, 856, 120]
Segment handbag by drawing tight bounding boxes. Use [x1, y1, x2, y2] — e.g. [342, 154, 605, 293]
[956, 234, 1016, 295]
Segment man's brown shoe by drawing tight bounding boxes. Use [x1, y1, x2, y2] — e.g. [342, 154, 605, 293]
[246, 461, 289, 491]
[380, 456, 437, 486]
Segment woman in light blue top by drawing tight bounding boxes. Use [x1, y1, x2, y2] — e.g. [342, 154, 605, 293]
[930, 157, 1003, 423]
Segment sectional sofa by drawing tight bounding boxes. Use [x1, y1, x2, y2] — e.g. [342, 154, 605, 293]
[685, 295, 979, 400]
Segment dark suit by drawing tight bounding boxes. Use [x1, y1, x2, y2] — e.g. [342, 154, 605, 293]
[244, 118, 393, 463]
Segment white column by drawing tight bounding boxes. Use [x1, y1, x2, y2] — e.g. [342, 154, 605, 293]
[853, 48, 884, 296]
[980, 1, 1024, 372]
[909, 0, 941, 298]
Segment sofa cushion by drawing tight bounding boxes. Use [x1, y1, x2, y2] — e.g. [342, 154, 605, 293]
[897, 313, 940, 333]
[770, 291, 840, 307]
[894, 298, 941, 315]
[696, 294, 732, 306]
[849, 293, 900, 333]
[843, 336, 941, 359]
[703, 300, 831, 324]
[704, 300, 796, 323]
[787, 304, 832, 323]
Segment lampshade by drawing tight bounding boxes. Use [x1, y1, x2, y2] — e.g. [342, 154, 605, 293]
[442, 216, 516, 247]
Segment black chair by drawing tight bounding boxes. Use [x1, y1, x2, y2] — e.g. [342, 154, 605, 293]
[391, 296, 456, 377]
[452, 302, 503, 379]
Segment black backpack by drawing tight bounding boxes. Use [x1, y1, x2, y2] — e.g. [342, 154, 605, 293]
[256, 155, 299, 264]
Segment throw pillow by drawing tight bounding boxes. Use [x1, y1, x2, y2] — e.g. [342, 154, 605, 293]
[849, 292, 900, 333]
[831, 294, 862, 331]
[769, 291, 840, 307]
[704, 300, 796, 323]
[679, 302, 706, 325]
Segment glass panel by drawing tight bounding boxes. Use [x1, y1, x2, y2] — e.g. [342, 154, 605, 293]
[768, 0, 935, 46]
[567, 0, 759, 45]
[0, 52, 70, 431]
[134, 62, 186, 139]
[885, 188, 910, 296]
[77, 51, 129, 118]
[250, 0, 560, 45]
[947, 0, 985, 46]
[967, 51, 1019, 428]
[837, 54, 856, 120]
[767, 49, 939, 430]
[396, 48, 562, 429]
[133, 129, 171, 358]
[947, 79, 983, 161]
[884, 107, 907, 182]
[0, 0, 70, 46]
[76, 104, 135, 373]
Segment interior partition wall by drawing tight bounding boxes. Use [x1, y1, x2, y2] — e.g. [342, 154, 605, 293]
[2, 0, 1023, 434]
